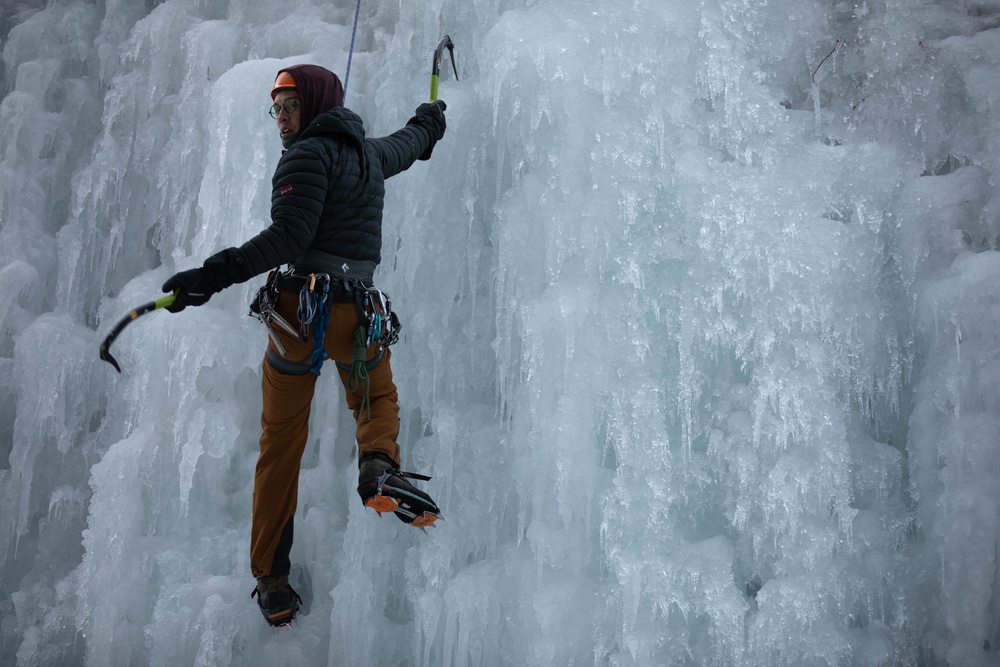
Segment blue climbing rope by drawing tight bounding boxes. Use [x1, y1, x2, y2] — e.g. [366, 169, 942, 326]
[342, 0, 363, 100]
[308, 297, 330, 375]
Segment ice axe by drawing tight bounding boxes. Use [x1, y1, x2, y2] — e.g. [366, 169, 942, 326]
[430, 35, 458, 103]
[99, 291, 178, 373]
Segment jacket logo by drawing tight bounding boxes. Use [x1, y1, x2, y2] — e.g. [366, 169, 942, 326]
[280, 185, 293, 195]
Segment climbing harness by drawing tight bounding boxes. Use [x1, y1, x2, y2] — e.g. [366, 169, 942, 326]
[249, 269, 334, 375]
[249, 268, 402, 395]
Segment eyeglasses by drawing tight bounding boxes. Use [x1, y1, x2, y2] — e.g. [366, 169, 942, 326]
[268, 98, 300, 119]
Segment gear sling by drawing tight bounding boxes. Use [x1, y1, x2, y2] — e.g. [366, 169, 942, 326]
[247, 257, 402, 578]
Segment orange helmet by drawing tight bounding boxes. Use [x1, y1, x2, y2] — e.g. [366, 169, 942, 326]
[270, 71, 297, 100]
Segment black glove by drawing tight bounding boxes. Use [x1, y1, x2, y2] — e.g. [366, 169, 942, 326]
[161, 268, 218, 313]
[407, 100, 447, 160]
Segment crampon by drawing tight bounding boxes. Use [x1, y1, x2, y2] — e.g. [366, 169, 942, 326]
[358, 466, 441, 528]
[251, 578, 303, 628]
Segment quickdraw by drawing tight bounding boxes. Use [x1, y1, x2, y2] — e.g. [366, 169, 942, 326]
[249, 270, 298, 357]
[250, 269, 332, 375]
[296, 272, 331, 340]
[299, 273, 331, 375]
[344, 285, 403, 420]
[360, 286, 401, 351]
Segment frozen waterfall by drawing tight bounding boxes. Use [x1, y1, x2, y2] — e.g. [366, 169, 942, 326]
[3, 0, 1000, 665]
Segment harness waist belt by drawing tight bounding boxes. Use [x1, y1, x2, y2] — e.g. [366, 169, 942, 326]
[292, 249, 375, 282]
[275, 272, 368, 303]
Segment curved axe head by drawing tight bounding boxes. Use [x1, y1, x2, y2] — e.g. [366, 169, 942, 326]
[433, 35, 459, 80]
[98, 292, 178, 374]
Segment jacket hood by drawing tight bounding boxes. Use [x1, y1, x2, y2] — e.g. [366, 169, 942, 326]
[278, 64, 344, 130]
[300, 107, 369, 176]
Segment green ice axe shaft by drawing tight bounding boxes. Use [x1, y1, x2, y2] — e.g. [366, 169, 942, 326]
[99, 291, 178, 373]
[430, 35, 458, 102]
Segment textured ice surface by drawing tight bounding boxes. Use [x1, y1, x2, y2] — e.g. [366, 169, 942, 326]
[3, 0, 1000, 665]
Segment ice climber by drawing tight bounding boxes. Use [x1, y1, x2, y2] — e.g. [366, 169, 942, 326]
[160, 64, 447, 627]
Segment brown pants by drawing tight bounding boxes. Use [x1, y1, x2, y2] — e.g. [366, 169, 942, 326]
[250, 289, 401, 577]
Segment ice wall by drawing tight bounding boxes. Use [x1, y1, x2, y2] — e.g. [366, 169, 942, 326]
[2, 0, 1000, 665]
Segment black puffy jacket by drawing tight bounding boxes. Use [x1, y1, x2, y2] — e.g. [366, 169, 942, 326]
[200, 104, 445, 288]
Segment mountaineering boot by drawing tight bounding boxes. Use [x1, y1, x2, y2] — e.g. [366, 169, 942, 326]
[251, 575, 303, 627]
[357, 452, 441, 527]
